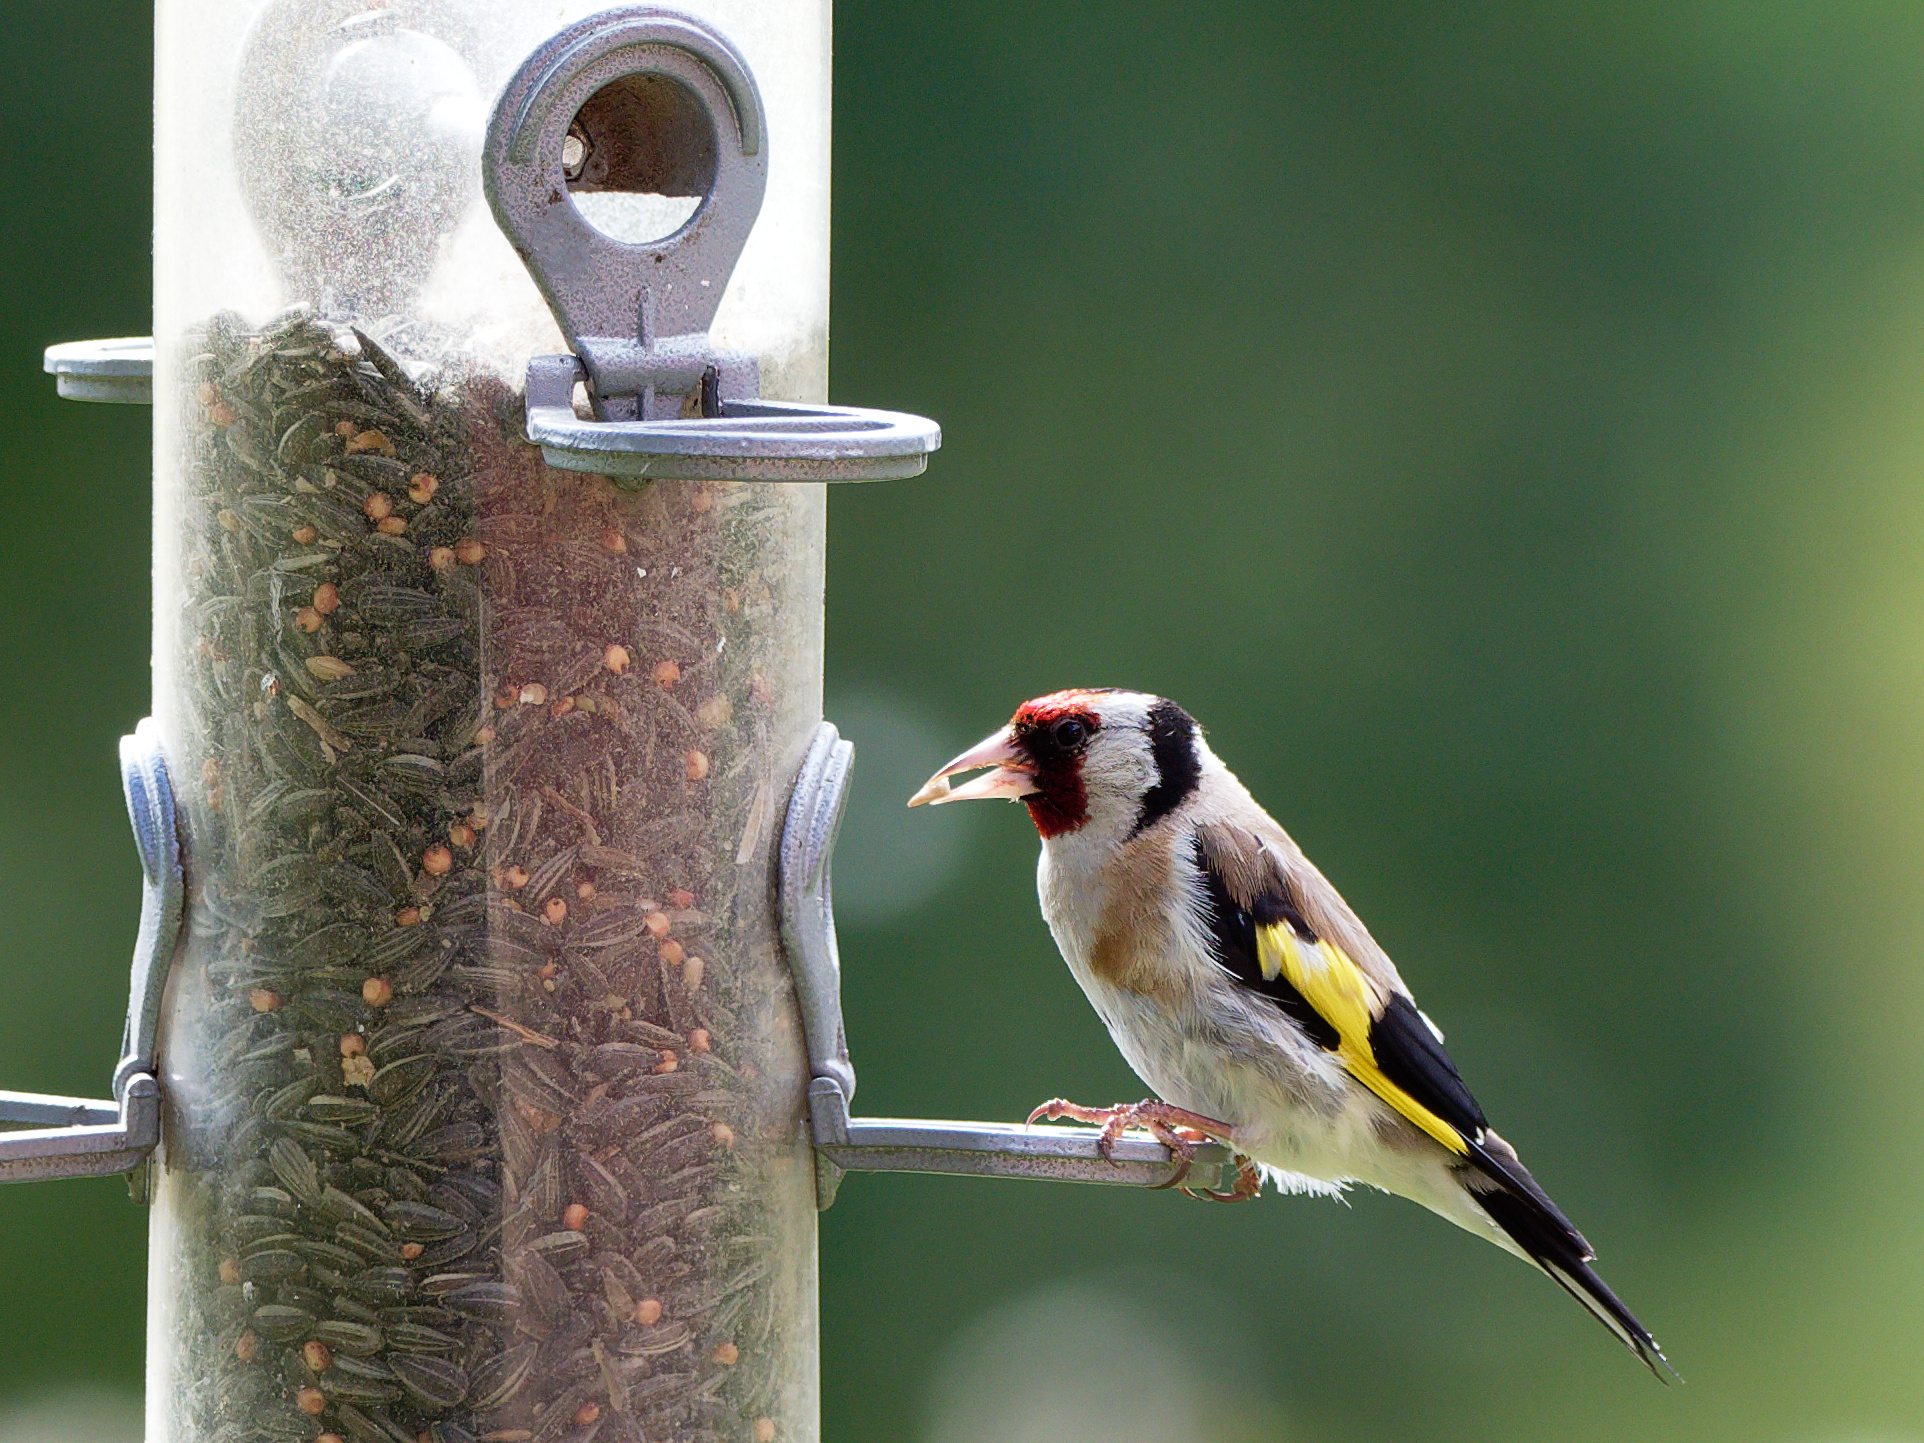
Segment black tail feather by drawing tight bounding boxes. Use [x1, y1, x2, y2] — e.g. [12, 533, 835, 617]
[1467, 1153, 1673, 1381]
[1467, 1134, 1593, 1258]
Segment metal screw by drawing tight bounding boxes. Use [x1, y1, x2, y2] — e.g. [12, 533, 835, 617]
[562, 126, 588, 181]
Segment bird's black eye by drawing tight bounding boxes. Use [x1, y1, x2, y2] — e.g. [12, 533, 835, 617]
[1051, 717, 1090, 749]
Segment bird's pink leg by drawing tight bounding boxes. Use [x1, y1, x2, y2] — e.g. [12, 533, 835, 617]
[1026, 1097, 1238, 1188]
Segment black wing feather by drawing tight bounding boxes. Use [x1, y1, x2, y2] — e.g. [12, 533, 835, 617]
[1190, 838, 1336, 1050]
[1369, 992, 1487, 1142]
[1192, 835, 1491, 1153]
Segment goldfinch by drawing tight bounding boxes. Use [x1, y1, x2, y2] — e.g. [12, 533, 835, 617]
[909, 688, 1667, 1375]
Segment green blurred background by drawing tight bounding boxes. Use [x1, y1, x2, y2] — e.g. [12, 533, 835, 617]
[3, 2, 1922, 1439]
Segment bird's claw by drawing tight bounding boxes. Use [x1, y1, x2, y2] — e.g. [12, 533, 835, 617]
[1026, 1097, 1091, 1126]
[1026, 1097, 1235, 1189]
[1183, 1154, 1263, 1203]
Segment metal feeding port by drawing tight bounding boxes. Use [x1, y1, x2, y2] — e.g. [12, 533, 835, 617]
[483, 13, 941, 482]
[48, 13, 941, 483]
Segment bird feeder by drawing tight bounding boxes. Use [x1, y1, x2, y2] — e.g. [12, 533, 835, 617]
[20, 7, 1229, 1443]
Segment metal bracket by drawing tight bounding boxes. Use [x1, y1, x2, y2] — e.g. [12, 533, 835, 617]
[483, 8, 941, 482]
[777, 723, 1232, 1209]
[43, 338, 154, 405]
[0, 718, 182, 1186]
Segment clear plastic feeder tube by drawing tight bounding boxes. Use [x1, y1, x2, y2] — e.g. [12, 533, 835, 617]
[150, 5, 829, 1443]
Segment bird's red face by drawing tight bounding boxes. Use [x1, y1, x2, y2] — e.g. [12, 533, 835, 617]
[908, 690, 1106, 838]
[1004, 692, 1104, 836]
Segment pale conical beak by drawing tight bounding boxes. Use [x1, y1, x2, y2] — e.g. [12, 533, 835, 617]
[907, 726, 1038, 807]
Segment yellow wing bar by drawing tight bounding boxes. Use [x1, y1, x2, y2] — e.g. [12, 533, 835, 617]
[1258, 925, 1469, 1156]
